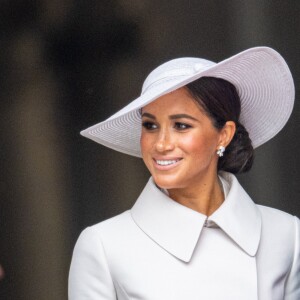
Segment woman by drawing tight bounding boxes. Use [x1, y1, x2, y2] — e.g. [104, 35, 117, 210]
[69, 47, 299, 299]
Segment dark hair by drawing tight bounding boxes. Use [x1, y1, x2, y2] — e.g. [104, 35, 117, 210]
[185, 77, 254, 174]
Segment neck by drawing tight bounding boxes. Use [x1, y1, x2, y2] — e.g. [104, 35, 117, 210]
[167, 173, 224, 216]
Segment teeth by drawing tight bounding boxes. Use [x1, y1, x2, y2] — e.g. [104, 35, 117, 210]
[156, 159, 179, 166]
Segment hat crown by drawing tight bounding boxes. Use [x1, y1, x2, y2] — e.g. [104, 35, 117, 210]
[141, 57, 215, 94]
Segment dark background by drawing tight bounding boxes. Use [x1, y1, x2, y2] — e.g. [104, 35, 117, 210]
[0, 1, 299, 299]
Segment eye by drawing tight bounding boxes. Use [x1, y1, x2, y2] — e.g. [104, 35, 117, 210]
[174, 122, 192, 130]
[142, 121, 158, 130]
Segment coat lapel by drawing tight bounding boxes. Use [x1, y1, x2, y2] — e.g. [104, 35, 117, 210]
[131, 177, 207, 262]
[131, 172, 262, 262]
[210, 172, 262, 256]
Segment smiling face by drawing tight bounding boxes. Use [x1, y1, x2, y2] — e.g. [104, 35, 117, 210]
[140, 87, 227, 191]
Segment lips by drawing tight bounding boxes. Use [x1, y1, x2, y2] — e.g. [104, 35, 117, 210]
[155, 159, 180, 166]
[152, 158, 183, 170]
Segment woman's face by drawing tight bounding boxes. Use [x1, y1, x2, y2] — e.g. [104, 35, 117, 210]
[140, 87, 224, 190]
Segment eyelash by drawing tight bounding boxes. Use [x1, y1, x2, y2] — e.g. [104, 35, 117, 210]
[142, 122, 158, 130]
[142, 121, 192, 131]
[174, 122, 192, 130]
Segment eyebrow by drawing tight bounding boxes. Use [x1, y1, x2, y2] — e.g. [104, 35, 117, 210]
[141, 112, 199, 122]
[141, 112, 156, 119]
[169, 114, 199, 122]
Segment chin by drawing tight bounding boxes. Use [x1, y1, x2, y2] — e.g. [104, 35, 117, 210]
[152, 174, 183, 190]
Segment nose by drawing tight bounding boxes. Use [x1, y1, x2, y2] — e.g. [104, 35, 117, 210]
[155, 129, 175, 152]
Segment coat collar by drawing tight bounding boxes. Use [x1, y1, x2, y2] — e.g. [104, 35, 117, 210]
[130, 172, 262, 262]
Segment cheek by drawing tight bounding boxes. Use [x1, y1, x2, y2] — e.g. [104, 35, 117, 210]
[179, 133, 218, 158]
[140, 132, 152, 156]
[179, 134, 206, 153]
[140, 134, 155, 173]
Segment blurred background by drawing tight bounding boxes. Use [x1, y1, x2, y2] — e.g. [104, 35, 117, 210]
[0, 0, 299, 299]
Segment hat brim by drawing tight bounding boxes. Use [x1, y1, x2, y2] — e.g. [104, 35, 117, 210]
[81, 47, 295, 157]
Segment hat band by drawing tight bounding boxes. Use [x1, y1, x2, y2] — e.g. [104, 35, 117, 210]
[142, 74, 190, 95]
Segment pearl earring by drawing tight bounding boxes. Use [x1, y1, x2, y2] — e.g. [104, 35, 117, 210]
[217, 146, 225, 157]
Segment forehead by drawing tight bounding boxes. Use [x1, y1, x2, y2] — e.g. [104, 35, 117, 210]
[142, 87, 203, 114]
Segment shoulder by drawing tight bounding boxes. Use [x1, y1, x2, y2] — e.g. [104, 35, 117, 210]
[79, 210, 135, 241]
[256, 204, 299, 256]
[70, 211, 135, 279]
[257, 204, 298, 237]
[90, 210, 133, 230]
[257, 204, 297, 221]
[69, 214, 133, 299]
[257, 204, 298, 229]
[256, 206, 300, 298]
[76, 210, 144, 255]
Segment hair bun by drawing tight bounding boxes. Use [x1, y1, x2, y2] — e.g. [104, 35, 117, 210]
[219, 122, 254, 174]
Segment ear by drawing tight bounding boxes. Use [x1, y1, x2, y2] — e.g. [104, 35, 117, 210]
[218, 121, 236, 148]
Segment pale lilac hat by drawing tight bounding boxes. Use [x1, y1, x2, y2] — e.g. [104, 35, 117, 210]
[81, 47, 295, 157]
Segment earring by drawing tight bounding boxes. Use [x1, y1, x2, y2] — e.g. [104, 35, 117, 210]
[217, 146, 225, 157]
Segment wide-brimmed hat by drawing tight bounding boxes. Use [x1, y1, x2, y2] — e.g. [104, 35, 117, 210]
[81, 47, 295, 157]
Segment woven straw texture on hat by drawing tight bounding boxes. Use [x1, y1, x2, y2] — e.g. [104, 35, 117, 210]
[81, 47, 295, 157]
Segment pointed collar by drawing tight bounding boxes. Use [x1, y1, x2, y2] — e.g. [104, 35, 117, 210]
[130, 172, 262, 262]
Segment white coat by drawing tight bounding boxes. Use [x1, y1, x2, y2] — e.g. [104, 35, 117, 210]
[68, 172, 300, 299]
